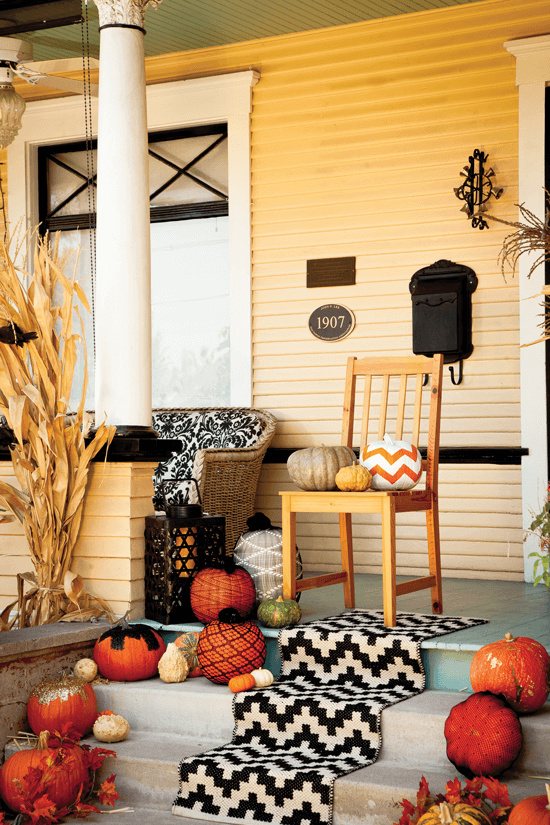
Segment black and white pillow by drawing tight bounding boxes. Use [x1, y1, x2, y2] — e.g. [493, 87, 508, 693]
[152, 409, 264, 509]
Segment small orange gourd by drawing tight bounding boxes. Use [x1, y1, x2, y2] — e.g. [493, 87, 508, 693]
[228, 673, 256, 693]
[335, 461, 372, 492]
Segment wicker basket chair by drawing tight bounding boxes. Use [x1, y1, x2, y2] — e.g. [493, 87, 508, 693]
[152, 407, 277, 552]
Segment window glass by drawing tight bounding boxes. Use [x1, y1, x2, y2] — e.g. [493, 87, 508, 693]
[38, 125, 230, 411]
[151, 217, 230, 407]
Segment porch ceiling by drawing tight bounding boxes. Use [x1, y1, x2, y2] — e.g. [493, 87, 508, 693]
[13, 0, 489, 62]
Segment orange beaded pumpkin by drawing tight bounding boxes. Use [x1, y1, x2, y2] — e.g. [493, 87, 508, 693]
[508, 784, 550, 825]
[197, 607, 266, 684]
[27, 672, 98, 737]
[470, 632, 550, 713]
[94, 620, 166, 681]
[0, 730, 88, 812]
[444, 691, 523, 779]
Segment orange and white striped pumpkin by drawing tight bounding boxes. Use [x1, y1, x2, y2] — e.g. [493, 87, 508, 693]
[360, 433, 422, 491]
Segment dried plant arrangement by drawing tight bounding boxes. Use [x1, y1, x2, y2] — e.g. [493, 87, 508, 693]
[489, 193, 550, 346]
[0, 233, 116, 630]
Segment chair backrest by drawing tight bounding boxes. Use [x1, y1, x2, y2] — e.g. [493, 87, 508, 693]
[341, 354, 444, 493]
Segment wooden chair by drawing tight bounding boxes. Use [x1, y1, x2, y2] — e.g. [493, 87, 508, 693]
[280, 353, 444, 627]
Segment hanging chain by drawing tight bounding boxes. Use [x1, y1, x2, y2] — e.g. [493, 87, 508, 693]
[81, 0, 96, 363]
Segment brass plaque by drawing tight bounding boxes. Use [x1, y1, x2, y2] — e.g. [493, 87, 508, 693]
[307, 257, 356, 288]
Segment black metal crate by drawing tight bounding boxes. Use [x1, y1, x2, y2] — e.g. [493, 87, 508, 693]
[144, 514, 226, 624]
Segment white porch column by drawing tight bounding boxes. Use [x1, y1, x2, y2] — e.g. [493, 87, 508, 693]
[504, 35, 550, 580]
[93, 0, 160, 434]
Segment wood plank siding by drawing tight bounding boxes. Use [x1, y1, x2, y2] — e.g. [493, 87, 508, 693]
[1, 0, 546, 611]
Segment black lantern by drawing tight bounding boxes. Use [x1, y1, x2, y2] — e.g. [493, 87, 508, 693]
[144, 480, 226, 624]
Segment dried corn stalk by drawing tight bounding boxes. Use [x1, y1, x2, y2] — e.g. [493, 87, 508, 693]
[0, 233, 116, 629]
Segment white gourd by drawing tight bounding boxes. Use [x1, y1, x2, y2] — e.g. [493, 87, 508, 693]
[158, 642, 189, 683]
[250, 668, 274, 688]
[73, 658, 98, 682]
[93, 714, 130, 743]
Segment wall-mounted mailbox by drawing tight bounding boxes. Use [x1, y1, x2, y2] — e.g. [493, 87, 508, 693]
[409, 259, 478, 384]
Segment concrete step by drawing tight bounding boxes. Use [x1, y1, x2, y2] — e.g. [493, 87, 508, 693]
[73, 731, 549, 825]
[93, 678, 550, 777]
[93, 678, 235, 742]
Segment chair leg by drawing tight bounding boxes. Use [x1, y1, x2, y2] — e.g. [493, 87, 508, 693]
[282, 498, 297, 601]
[426, 497, 443, 614]
[381, 496, 397, 627]
[339, 512, 355, 608]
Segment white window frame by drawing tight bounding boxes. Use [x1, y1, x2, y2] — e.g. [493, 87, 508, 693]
[7, 69, 260, 406]
[504, 35, 550, 581]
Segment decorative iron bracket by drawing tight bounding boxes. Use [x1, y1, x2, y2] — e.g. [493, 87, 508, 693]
[454, 149, 502, 230]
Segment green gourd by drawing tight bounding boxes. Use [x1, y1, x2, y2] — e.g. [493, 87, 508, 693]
[257, 595, 302, 628]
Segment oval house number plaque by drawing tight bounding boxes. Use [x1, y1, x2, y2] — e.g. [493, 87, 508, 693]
[309, 304, 355, 342]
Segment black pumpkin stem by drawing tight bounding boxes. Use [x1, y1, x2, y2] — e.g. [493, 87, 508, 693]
[245, 512, 272, 532]
[218, 607, 243, 624]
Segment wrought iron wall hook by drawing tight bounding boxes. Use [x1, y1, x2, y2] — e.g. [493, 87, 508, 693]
[449, 361, 463, 386]
[454, 149, 502, 230]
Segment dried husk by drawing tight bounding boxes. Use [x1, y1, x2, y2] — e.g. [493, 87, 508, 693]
[0, 233, 116, 629]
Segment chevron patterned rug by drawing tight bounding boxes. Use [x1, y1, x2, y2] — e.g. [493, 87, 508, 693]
[172, 609, 488, 825]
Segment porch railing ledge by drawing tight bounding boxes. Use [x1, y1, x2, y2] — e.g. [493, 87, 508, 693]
[264, 446, 529, 466]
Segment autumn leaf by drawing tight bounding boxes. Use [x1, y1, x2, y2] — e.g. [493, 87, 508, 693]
[25, 792, 59, 825]
[445, 777, 462, 804]
[20, 763, 47, 801]
[71, 801, 100, 819]
[464, 776, 484, 796]
[393, 796, 415, 825]
[416, 776, 431, 810]
[483, 777, 512, 808]
[83, 746, 117, 772]
[97, 774, 120, 807]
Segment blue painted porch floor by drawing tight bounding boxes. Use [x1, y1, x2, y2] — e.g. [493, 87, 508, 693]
[142, 573, 550, 692]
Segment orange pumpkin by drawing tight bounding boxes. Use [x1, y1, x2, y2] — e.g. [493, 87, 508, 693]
[94, 620, 166, 681]
[509, 783, 550, 825]
[228, 673, 256, 693]
[190, 560, 256, 624]
[27, 672, 97, 737]
[0, 730, 88, 812]
[470, 632, 550, 713]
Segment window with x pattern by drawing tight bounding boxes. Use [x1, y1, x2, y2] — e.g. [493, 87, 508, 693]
[38, 123, 230, 410]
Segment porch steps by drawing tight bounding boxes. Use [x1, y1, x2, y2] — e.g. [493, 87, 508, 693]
[7, 678, 547, 825]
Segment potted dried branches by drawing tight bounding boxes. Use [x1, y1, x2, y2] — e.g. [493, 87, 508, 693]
[0, 233, 116, 630]
[491, 193, 550, 346]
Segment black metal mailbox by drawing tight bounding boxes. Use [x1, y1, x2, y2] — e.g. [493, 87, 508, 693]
[409, 259, 478, 365]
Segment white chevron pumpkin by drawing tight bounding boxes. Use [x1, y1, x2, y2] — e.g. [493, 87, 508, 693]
[360, 433, 422, 491]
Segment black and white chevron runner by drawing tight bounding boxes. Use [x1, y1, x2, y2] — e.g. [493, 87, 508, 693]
[172, 609, 487, 825]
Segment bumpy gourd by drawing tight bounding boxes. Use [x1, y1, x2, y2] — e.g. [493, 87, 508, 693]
[73, 658, 98, 682]
[158, 642, 189, 683]
[287, 445, 356, 491]
[335, 462, 372, 492]
[93, 713, 131, 743]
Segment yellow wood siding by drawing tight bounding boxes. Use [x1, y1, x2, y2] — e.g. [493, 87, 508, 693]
[2, 0, 544, 606]
[0, 462, 155, 616]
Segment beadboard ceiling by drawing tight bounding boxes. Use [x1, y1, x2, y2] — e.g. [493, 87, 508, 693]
[9, 0, 489, 63]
